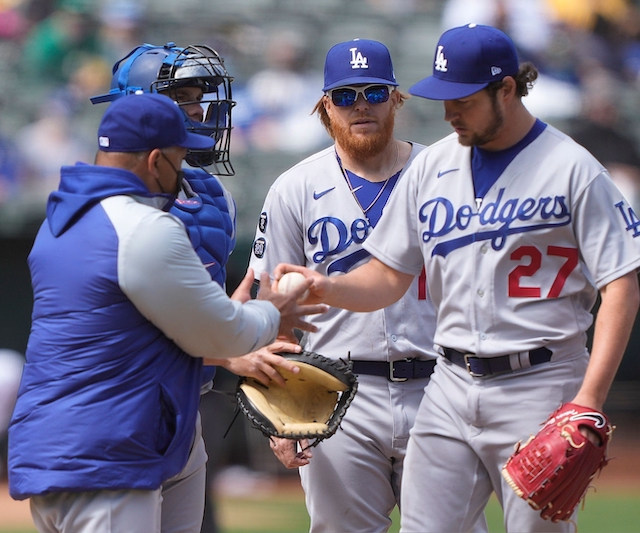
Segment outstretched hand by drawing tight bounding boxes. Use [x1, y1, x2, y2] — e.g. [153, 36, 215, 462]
[273, 264, 332, 305]
[256, 271, 328, 342]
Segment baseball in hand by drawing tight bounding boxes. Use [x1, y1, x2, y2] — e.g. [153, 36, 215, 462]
[277, 272, 310, 303]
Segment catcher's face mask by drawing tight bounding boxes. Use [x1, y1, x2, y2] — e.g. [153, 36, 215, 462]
[90, 42, 236, 176]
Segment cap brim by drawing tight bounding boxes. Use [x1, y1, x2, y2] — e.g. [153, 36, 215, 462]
[179, 132, 216, 150]
[323, 77, 399, 91]
[408, 76, 488, 100]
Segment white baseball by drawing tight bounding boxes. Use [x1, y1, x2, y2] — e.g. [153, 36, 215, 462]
[277, 272, 310, 303]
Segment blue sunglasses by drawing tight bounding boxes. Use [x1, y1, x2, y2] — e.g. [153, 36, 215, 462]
[328, 84, 395, 107]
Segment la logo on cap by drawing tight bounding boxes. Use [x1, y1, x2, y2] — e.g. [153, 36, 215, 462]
[349, 47, 369, 70]
[322, 38, 397, 91]
[435, 46, 447, 72]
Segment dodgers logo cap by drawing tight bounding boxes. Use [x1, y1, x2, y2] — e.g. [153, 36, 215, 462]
[409, 23, 519, 100]
[323, 38, 398, 91]
[97, 92, 215, 152]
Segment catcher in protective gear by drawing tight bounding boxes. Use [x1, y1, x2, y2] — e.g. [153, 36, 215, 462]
[502, 402, 614, 523]
[237, 350, 357, 444]
[90, 42, 235, 175]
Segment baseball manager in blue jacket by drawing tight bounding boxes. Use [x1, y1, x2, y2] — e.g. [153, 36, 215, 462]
[7, 92, 324, 533]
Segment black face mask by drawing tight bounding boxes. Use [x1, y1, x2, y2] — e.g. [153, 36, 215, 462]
[159, 151, 184, 196]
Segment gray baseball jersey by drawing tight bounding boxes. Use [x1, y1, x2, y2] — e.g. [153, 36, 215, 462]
[250, 143, 437, 362]
[366, 125, 640, 359]
[364, 124, 640, 532]
[249, 142, 448, 533]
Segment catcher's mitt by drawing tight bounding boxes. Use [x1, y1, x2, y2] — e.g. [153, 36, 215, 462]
[502, 402, 614, 523]
[236, 351, 357, 443]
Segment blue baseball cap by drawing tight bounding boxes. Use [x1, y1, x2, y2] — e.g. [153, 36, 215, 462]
[409, 24, 519, 100]
[323, 38, 398, 91]
[97, 93, 215, 152]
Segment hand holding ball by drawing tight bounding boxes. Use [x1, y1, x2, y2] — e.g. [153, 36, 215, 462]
[278, 272, 310, 303]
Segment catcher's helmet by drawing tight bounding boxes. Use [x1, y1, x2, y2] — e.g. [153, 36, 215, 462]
[91, 42, 235, 175]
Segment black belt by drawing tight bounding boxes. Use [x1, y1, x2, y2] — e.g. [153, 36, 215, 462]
[351, 359, 436, 382]
[442, 347, 552, 377]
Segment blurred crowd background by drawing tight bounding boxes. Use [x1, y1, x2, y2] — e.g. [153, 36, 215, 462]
[2, 0, 640, 529]
[2, 0, 640, 235]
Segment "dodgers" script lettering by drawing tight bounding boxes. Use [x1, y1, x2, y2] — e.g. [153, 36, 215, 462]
[419, 189, 572, 257]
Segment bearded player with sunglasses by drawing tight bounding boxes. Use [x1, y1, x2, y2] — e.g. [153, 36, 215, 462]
[249, 39, 488, 533]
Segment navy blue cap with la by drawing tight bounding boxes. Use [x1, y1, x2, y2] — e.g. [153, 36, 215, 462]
[323, 38, 398, 91]
[97, 93, 215, 152]
[409, 23, 520, 101]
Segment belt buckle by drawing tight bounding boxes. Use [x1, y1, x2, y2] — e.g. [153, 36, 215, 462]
[389, 359, 409, 382]
[463, 354, 484, 378]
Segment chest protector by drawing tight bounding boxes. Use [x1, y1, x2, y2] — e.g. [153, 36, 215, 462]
[171, 169, 235, 287]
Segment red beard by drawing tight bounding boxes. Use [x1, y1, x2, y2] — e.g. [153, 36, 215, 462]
[330, 111, 396, 159]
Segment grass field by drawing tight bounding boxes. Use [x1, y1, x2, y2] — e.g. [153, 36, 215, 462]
[3, 488, 638, 533]
[217, 490, 640, 533]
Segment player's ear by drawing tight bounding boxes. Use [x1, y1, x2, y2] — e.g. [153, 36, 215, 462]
[392, 89, 404, 110]
[501, 76, 517, 99]
[322, 94, 331, 112]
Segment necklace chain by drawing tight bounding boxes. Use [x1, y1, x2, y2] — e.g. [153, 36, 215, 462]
[338, 142, 399, 214]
